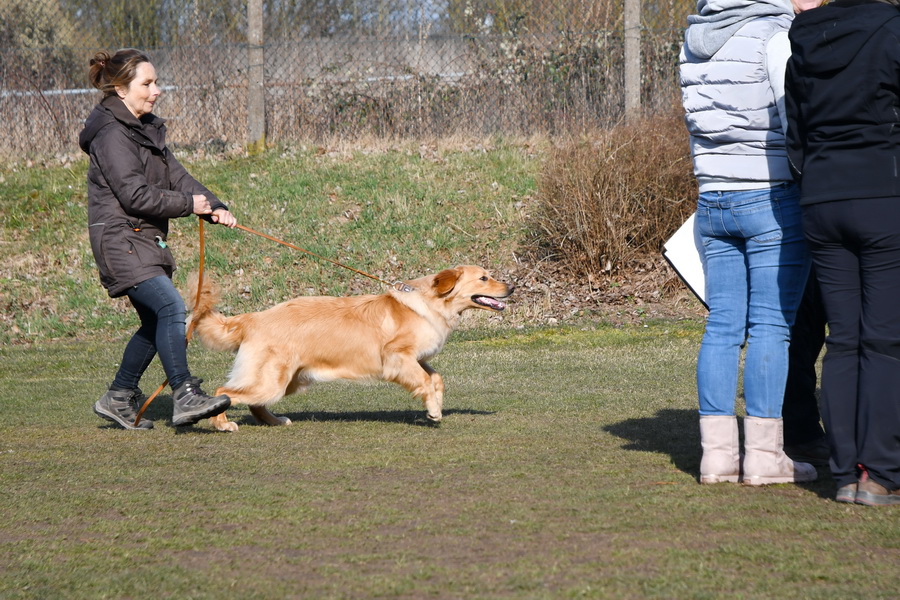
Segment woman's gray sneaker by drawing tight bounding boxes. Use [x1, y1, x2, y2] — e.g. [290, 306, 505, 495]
[171, 377, 230, 427]
[93, 388, 154, 430]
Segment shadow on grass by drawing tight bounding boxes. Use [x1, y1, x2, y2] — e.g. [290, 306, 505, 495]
[231, 408, 496, 428]
[604, 409, 836, 499]
[96, 395, 495, 432]
[604, 408, 700, 478]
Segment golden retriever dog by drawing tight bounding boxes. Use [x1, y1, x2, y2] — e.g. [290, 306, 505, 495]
[186, 266, 513, 432]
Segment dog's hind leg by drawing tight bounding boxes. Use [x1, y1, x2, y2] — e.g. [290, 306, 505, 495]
[207, 352, 296, 431]
[207, 395, 292, 432]
[214, 383, 293, 429]
[248, 404, 292, 427]
[208, 410, 238, 433]
[209, 386, 292, 431]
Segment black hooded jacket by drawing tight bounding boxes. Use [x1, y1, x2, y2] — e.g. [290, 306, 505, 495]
[78, 96, 227, 297]
[785, 0, 900, 205]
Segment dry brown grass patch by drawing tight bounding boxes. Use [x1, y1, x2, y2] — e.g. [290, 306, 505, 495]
[530, 111, 697, 278]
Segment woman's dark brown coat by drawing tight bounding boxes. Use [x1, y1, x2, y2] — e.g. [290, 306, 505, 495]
[79, 95, 227, 297]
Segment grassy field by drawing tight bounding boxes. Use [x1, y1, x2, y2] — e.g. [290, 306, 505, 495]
[2, 142, 897, 598]
[1, 322, 898, 599]
[1, 139, 544, 345]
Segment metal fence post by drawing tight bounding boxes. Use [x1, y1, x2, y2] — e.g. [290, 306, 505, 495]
[624, 0, 641, 123]
[247, 0, 266, 154]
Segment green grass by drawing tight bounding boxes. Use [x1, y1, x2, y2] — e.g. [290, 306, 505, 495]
[0, 141, 539, 345]
[3, 141, 897, 599]
[1, 322, 898, 599]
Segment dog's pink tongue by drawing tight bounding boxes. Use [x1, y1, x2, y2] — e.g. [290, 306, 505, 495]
[475, 296, 506, 310]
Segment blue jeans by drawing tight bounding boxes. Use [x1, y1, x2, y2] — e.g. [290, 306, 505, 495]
[113, 275, 191, 391]
[695, 185, 810, 418]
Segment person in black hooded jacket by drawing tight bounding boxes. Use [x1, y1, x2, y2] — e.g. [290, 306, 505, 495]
[785, 0, 900, 506]
[79, 48, 236, 430]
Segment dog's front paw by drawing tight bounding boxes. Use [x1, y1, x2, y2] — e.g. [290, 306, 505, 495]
[426, 412, 442, 424]
[274, 416, 292, 426]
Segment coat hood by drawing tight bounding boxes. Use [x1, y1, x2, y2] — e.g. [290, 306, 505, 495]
[78, 96, 164, 154]
[789, 1, 900, 75]
[685, 0, 794, 58]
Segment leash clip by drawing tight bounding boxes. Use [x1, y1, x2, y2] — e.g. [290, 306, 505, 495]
[155, 236, 168, 248]
[393, 281, 415, 293]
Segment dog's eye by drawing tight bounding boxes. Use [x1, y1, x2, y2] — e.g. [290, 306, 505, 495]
[480, 276, 488, 281]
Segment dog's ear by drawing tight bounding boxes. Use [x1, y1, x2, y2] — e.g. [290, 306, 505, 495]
[432, 268, 461, 296]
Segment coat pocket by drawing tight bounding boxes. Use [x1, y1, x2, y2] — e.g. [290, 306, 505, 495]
[100, 227, 175, 283]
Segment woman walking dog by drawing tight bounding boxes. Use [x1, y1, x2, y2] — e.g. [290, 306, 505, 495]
[79, 48, 237, 429]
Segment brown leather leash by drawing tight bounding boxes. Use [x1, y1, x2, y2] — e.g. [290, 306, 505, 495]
[235, 223, 395, 287]
[132, 218, 401, 427]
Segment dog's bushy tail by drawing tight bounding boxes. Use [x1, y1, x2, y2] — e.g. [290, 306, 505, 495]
[185, 271, 244, 352]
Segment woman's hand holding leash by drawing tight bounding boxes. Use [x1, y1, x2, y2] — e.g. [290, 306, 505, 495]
[211, 208, 237, 228]
[193, 194, 237, 228]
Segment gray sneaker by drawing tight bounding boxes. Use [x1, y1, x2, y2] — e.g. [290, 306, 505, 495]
[93, 387, 154, 430]
[171, 377, 230, 427]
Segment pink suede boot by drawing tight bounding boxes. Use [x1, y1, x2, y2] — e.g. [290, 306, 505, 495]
[742, 417, 817, 485]
[699, 415, 740, 484]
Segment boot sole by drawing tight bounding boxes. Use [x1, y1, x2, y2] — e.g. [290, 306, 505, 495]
[700, 474, 740, 484]
[172, 397, 231, 427]
[854, 491, 900, 507]
[93, 402, 153, 430]
[835, 484, 857, 503]
[742, 474, 818, 486]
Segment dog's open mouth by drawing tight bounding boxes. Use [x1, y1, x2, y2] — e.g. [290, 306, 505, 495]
[472, 295, 507, 311]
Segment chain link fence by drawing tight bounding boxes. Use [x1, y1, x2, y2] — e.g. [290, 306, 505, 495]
[0, 0, 692, 158]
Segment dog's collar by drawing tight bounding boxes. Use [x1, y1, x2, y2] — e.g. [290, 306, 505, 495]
[393, 281, 416, 293]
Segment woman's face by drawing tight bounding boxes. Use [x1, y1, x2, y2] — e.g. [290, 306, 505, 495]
[117, 61, 160, 118]
[792, 0, 823, 13]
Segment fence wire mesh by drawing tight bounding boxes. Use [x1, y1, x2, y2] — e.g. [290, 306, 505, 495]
[1, 0, 693, 158]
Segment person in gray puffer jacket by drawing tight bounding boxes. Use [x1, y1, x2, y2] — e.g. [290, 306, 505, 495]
[679, 0, 821, 487]
[79, 48, 237, 430]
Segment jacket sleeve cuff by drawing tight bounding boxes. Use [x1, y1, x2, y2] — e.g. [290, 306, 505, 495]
[160, 190, 194, 217]
[208, 194, 228, 213]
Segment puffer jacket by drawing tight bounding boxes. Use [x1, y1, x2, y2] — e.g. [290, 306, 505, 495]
[785, 0, 900, 205]
[680, 14, 794, 192]
[78, 96, 227, 297]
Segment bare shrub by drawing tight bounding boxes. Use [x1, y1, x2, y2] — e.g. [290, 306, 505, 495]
[530, 109, 697, 277]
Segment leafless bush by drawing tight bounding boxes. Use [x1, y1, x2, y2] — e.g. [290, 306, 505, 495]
[530, 109, 697, 277]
